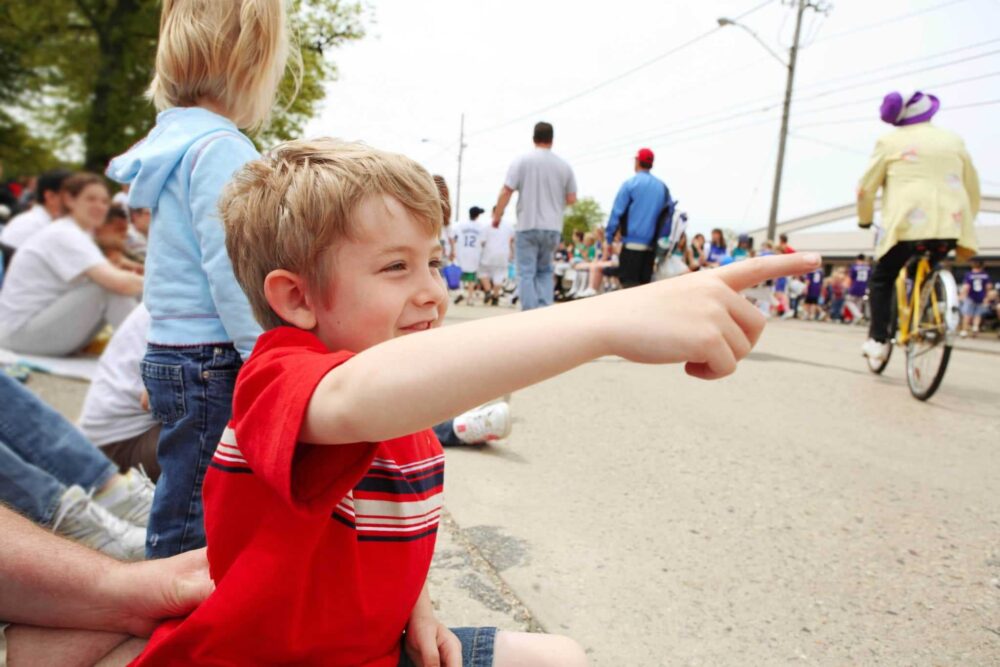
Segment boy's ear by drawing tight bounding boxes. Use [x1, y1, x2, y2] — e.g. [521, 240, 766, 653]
[264, 270, 318, 331]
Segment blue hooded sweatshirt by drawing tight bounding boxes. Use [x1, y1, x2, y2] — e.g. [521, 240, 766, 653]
[106, 108, 261, 359]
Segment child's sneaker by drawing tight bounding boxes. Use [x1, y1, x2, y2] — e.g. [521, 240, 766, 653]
[52, 485, 146, 560]
[452, 402, 512, 444]
[94, 468, 155, 527]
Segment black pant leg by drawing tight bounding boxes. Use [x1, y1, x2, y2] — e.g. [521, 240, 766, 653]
[868, 242, 915, 341]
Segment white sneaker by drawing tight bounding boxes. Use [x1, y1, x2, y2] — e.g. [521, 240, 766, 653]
[452, 402, 512, 444]
[95, 468, 155, 527]
[52, 485, 146, 560]
[861, 338, 890, 362]
[574, 287, 597, 298]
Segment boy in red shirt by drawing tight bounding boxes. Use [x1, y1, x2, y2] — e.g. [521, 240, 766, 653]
[134, 139, 820, 666]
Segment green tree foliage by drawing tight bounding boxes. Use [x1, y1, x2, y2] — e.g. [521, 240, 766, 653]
[562, 197, 605, 244]
[0, 0, 366, 176]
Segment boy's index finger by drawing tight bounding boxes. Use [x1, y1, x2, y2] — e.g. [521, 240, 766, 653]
[715, 253, 822, 292]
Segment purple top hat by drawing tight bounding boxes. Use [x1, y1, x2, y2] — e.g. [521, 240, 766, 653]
[880, 91, 940, 126]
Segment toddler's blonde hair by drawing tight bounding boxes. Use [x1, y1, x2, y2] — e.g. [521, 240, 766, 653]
[221, 138, 444, 330]
[148, 0, 296, 132]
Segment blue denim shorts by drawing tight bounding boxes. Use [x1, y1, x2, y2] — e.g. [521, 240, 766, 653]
[960, 298, 990, 318]
[398, 627, 497, 667]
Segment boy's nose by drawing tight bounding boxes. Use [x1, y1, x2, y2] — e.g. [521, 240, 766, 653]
[415, 268, 448, 306]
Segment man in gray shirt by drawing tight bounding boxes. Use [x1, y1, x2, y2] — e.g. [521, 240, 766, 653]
[493, 122, 577, 310]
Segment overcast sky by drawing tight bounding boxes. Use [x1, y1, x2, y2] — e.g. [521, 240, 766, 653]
[305, 0, 1000, 237]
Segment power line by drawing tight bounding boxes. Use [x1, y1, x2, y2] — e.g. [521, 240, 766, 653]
[792, 48, 1000, 106]
[563, 47, 1000, 162]
[794, 97, 1000, 128]
[792, 70, 1000, 119]
[793, 35, 1000, 93]
[571, 115, 781, 168]
[467, 0, 776, 137]
[788, 132, 870, 156]
[812, 0, 972, 44]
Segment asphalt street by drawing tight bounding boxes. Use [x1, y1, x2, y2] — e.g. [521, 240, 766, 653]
[438, 307, 999, 666]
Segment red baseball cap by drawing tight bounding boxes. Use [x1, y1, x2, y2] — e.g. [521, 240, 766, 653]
[635, 148, 654, 163]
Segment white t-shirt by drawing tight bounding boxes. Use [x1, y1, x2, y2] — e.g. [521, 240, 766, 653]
[452, 219, 486, 273]
[0, 218, 107, 334]
[79, 304, 156, 446]
[0, 205, 52, 248]
[481, 222, 514, 267]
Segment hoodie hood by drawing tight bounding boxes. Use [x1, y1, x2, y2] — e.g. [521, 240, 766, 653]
[106, 107, 246, 209]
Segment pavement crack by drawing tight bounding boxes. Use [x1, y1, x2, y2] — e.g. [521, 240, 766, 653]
[439, 509, 546, 633]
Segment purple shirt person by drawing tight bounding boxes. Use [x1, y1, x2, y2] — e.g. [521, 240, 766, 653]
[849, 261, 870, 298]
[964, 269, 989, 303]
[807, 268, 824, 299]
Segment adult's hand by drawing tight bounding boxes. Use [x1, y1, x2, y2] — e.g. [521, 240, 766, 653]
[0, 507, 213, 637]
[99, 548, 214, 637]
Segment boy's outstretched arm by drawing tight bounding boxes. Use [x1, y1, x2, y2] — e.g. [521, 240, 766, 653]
[302, 253, 821, 445]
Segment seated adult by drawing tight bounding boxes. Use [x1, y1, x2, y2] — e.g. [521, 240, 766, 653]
[79, 304, 161, 480]
[124, 207, 151, 262]
[0, 373, 149, 561]
[96, 206, 144, 275]
[0, 169, 70, 251]
[0, 505, 212, 667]
[0, 173, 142, 356]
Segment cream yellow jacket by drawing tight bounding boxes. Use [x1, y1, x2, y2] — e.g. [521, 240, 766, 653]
[857, 122, 980, 260]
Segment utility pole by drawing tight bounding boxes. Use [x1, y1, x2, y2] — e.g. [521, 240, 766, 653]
[455, 113, 466, 222]
[719, 1, 829, 241]
[765, 0, 807, 242]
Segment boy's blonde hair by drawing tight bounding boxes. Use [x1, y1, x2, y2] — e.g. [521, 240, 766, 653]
[221, 138, 444, 330]
[148, 0, 296, 132]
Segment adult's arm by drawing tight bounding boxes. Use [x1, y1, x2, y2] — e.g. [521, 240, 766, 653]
[0, 506, 212, 636]
[565, 193, 577, 206]
[961, 146, 981, 218]
[85, 263, 143, 297]
[857, 140, 887, 226]
[492, 186, 515, 226]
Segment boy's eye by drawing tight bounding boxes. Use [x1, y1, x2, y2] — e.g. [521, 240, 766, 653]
[429, 258, 444, 269]
[383, 262, 406, 272]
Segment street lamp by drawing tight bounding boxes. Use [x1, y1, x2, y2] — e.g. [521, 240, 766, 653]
[716, 17, 787, 68]
[718, 1, 826, 242]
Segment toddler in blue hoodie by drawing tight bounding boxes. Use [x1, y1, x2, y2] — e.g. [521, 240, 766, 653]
[106, 0, 294, 558]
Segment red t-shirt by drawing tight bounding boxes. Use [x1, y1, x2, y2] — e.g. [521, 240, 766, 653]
[133, 327, 445, 666]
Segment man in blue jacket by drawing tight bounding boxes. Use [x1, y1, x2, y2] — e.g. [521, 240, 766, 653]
[604, 148, 673, 287]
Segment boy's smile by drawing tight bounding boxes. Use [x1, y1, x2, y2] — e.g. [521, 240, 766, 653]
[310, 194, 448, 352]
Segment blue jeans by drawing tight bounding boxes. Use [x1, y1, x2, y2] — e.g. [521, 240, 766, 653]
[0, 374, 116, 525]
[142, 344, 241, 558]
[515, 229, 561, 310]
[398, 627, 497, 667]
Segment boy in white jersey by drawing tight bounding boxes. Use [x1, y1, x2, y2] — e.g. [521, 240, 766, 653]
[452, 206, 486, 304]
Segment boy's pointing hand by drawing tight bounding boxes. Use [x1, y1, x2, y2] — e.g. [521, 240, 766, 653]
[596, 253, 822, 379]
